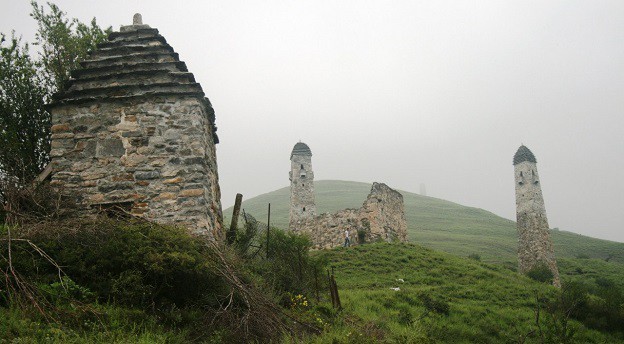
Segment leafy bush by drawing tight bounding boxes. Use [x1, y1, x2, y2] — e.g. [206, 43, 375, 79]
[0, 218, 302, 342]
[468, 253, 481, 261]
[3, 219, 226, 309]
[231, 215, 328, 303]
[254, 227, 327, 301]
[357, 229, 367, 244]
[526, 262, 554, 283]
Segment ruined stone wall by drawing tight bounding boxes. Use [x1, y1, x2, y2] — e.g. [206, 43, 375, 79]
[292, 182, 408, 249]
[50, 96, 222, 238]
[514, 160, 560, 287]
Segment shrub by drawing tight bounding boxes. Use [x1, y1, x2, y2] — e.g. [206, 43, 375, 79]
[2, 218, 226, 309]
[357, 229, 367, 244]
[0, 218, 302, 342]
[468, 253, 481, 261]
[257, 227, 328, 300]
[526, 262, 554, 284]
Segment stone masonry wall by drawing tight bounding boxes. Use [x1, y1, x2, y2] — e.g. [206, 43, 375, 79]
[291, 182, 408, 249]
[289, 153, 316, 228]
[50, 96, 222, 238]
[514, 160, 560, 287]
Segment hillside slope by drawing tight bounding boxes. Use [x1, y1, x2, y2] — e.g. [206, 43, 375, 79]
[306, 242, 620, 343]
[225, 180, 624, 264]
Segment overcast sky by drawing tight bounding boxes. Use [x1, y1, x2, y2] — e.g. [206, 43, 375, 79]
[2, 0, 623, 242]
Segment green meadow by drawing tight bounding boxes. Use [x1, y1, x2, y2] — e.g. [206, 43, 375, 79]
[296, 242, 621, 343]
[226, 180, 624, 264]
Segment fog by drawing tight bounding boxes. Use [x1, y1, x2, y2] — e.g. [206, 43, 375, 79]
[2, 0, 623, 241]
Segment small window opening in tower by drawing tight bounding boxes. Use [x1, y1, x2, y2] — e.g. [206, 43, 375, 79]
[300, 171, 306, 178]
[520, 171, 523, 177]
[303, 207, 306, 212]
[534, 181, 539, 184]
[300, 164, 304, 169]
[302, 183, 304, 187]
[519, 181, 524, 185]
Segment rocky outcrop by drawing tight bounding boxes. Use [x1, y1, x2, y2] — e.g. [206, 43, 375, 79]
[291, 182, 408, 249]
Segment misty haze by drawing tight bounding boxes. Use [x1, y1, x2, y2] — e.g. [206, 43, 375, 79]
[3, 1, 622, 242]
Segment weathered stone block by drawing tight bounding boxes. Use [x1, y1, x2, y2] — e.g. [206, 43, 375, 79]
[97, 182, 133, 193]
[96, 138, 125, 157]
[51, 124, 71, 133]
[163, 177, 183, 184]
[135, 171, 160, 180]
[179, 188, 204, 197]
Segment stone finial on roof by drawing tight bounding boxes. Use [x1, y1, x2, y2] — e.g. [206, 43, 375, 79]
[133, 13, 143, 25]
[120, 13, 150, 32]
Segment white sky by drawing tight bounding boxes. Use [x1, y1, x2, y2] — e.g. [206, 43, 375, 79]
[2, 0, 623, 242]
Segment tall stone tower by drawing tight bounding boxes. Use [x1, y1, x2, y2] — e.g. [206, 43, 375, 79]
[289, 142, 316, 229]
[513, 145, 560, 287]
[47, 15, 222, 238]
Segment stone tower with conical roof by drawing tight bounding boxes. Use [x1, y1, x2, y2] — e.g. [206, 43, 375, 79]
[289, 142, 316, 229]
[47, 15, 222, 238]
[513, 145, 560, 287]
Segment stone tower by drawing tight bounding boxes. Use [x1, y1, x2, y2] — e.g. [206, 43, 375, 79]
[289, 142, 316, 229]
[47, 15, 223, 238]
[513, 145, 560, 287]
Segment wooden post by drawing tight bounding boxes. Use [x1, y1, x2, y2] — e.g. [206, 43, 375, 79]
[314, 266, 320, 302]
[327, 270, 336, 308]
[266, 203, 271, 258]
[332, 273, 342, 310]
[226, 193, 243, 245]
[328, 268, 342, 310]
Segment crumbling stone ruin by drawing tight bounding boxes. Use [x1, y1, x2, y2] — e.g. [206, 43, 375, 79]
[288, 143, 407, 249]
[289, 142, 317, 228]
[292, 182, 408, 249]
[513, 145, 560, 287]
[47, 15, 223, 238]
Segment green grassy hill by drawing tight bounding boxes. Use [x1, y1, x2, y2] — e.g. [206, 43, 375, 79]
[304, 242, 621, 343]
[225, 180, 624, 264]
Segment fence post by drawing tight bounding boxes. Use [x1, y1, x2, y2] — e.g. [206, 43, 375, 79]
[226, 193, 243, 245]
[266, 203, 271, 258]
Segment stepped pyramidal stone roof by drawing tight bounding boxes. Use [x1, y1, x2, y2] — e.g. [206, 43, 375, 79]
[291, 142, 312, 158]
[49, 13, 219, 144]
[513, 145, 537, 165]
[49, 13, 217, 142]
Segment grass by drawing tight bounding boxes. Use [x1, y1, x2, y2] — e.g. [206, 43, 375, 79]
[3, 217, 624, 342]
[299, 242, 621, 343]
[225, 180, 624, 264]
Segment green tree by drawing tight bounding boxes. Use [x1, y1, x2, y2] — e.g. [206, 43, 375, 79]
[0, 35, 49, 186]
[30, 1, 110, 93]
[0, 2, 110, 190]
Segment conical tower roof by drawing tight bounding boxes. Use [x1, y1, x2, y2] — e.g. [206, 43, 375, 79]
[290, 142, 312, 159]
[513, 145, 537, 165]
